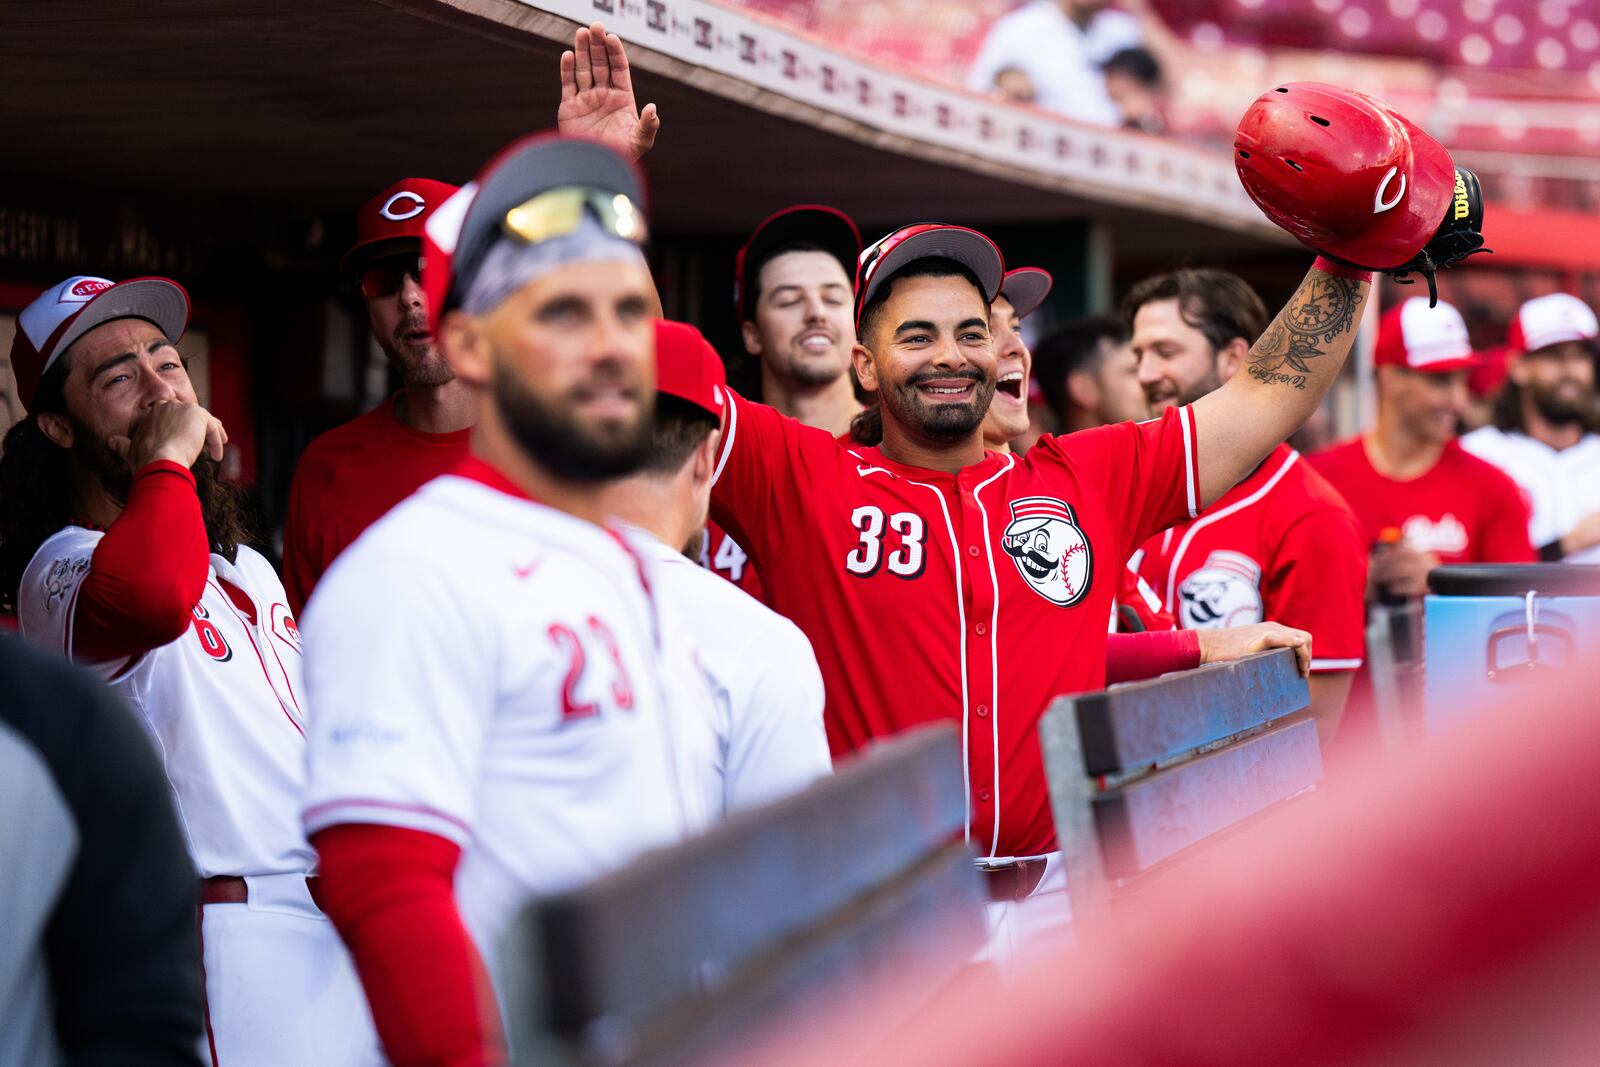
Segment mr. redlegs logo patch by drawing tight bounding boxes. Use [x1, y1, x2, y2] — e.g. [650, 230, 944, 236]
[69, 278, 112, 298]
[1002, 496, 1092, 607]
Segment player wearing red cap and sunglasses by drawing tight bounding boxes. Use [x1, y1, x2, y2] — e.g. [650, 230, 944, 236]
[282, 20, 659, 614]
[710, 85, 1483, 893]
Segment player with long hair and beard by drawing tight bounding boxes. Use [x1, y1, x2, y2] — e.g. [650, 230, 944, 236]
[0, 276, 379, 1066]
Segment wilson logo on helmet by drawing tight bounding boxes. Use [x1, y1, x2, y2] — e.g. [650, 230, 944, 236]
[380, 191, 427, 221]
[1373, 166, 1406, 214]
[1452, 171, 1472, 221]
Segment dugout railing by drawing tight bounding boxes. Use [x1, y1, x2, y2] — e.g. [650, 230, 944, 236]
[1039, 647, 1319, 926]
[495, 724, 986, 1067]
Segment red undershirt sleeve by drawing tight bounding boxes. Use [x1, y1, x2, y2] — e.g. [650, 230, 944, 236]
[311, 824, 506, 1067]
[73, 460, 210, 664]
[1105, 628, 1202, 685]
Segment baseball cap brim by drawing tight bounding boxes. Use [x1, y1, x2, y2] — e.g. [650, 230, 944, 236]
[735, 205, 861, 322]
[341, 235, 422, 276]
[855, 225, 1005, 330]
[999, 267, 1053, 320]
[426, 134, 647, 327]
[56, 278, 190, 366]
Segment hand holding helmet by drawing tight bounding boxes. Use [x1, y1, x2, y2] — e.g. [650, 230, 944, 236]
[1234, 82, 1487, 305]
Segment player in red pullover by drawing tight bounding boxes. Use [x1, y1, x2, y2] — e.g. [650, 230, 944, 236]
[1310, 296, 1535, 593]
[283, 20, 662, 613]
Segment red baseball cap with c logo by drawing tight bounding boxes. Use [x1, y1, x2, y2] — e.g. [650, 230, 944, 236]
[342, 178, 461, 273]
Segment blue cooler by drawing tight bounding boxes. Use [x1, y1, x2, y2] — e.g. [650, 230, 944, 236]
[1422, 564, 1600, 731]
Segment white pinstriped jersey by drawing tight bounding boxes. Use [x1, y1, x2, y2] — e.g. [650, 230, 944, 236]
[300, 460, 716, 960]
[20, 530, 315, 878]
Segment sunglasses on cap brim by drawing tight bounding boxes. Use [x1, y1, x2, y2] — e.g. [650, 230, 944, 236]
[359, 255, 424, 299]
[502, 186, 648, 247]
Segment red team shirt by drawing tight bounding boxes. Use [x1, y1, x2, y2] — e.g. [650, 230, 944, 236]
[710, 392, 1200, 858]
[282, 393, 472, 613]
[1309, 438, 1536, 564]
[1139, 444, 1368, 673]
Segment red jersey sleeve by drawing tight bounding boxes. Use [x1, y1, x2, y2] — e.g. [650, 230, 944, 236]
[1047, 405, 1200, 559]
[708, 390, 834, 574]
[1267, 507, 1368, 672]
[1476, 469, 1537, 563]
[74, 460, 211, 664]
[1116, 563, 1175, 632]
[312, 824, 504, 1067]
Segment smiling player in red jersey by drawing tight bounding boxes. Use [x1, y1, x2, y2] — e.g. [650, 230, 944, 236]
[709, 84, 1479, 880]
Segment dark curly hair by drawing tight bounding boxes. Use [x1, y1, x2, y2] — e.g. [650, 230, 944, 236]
[0, 358, 252, 616]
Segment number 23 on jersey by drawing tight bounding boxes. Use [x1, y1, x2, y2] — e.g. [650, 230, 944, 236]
[547, 616, 636, 721]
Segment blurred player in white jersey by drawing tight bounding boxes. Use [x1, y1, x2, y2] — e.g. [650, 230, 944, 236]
[0, 277, 376, 1066]
[301, 135, 714, 1067]
[603, 317, 831, 814]
[1462, 293, 1600, 563]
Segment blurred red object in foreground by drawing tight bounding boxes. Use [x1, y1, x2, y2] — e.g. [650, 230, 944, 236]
[751, 657, 1600, 1066]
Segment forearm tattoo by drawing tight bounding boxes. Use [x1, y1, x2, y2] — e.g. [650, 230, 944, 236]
[1246, 273, 1362, 389]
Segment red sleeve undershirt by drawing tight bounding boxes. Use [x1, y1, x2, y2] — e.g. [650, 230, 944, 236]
[73, 460, 210, 663]
[311, 824, 506, 1067]
[1105, 629, 1202, 686]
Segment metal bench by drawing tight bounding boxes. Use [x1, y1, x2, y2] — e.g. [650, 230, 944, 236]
[497, 724, 986, 1066]
[1039, 647, 1319, 926]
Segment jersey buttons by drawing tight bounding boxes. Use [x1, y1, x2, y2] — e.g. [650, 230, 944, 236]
[978, 787, 991, 802]
[975, 622, 987, 636]
[967, 545, 980, 557]
[976, 704, 989, 718]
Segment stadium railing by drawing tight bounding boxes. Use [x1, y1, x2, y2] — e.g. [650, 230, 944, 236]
[1039, 647, 1318, 927]
[496, 724, 986, 1067]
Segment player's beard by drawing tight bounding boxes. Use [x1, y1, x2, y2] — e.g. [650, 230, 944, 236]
[881, 367, 994, 443]
[73, 422, 133, 504]
[1527, 375, 1595, 426]
[490, 360, 654, 484]
[75, 416, 251, 562]
[384, 314, 454, 388]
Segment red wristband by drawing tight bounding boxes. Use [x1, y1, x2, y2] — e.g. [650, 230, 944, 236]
[1312, 256, 1373, 283]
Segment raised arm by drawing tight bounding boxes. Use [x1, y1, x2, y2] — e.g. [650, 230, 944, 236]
[1193, 81, 1486, 508]
[1190, 261, 1369, 507]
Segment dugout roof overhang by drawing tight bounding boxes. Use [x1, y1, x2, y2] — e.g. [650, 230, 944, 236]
[1, 0, 1290, 260]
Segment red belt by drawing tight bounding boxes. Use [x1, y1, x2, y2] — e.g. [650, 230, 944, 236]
[979, 858, 1050, 902]
[201, 874, 325, 913]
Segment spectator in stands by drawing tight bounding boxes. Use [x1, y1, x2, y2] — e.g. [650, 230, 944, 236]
[967, 1, 1143, 126]
[991, 66, 1038, 105]
[1310, 297, 1535, 603]
[1461, 293, 1600, 563]
[1127, 269, 1367, 739]
[0, 636, 203, 1066]
[1102, 47, 1167, 134]
[1032, 313, 1149, 433]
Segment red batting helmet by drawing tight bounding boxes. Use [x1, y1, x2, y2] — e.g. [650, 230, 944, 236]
[1234, 83, 1455, 271]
